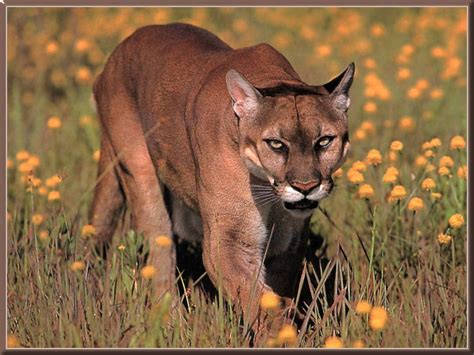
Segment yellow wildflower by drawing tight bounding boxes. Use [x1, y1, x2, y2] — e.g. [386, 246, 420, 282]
[442, 57, 461, 79]
[155, 235, 173, 248]
[75, 38, 90, 52]
[38, 230, 49, 242]
[448, 214, 464, 229]
[47, 116, 62, 129]
[347, 169, 364, 184]
[390, 185, 407, 200]
[46, 41, 59, 55]
[27, 155, 40, 168]
[457, 165, 467, 179]
[81, 224, 96, 237]
[430, 138, 442, 148]
[370, 23, 385, 37]
[366, 149, 382, 166]
[386, 167, 399, 176]
[431, 46, 445, 58]
[431, 192, 442, 200]
[70, 261, 86, 272]
[390, 140, 403, 151]
[355, 300, 372, 314]
[300, 26, 316, 41]
[48, 190, 61, 201]
[38, 187, 48, 196]
[415, 155, 427, 166]
[315, 44, 332, 57]
[260, 291, 280, 310]
[439, 156, 454, 168]
[402, 44, 415, 55]
[277, 324, 297, 345]
[16, 150, 30, 161]
[360, 120, 376, 134]
[18, 162, 33, 173]
[407, 87, 421, 99]
[421, 178, 436, 191]
[416, 79, 429, 90]
[438, 167, 450, 176]
[352, 340, 365, 348]
[354, 128, 367, 140]
[450, 136, 465, 150]
[363, 58, 377, 69]
[358, 184, 374, 199]
[430, 88, 444, 99]
[75, 67, 92, 84]
[407, 197, 424, 212]
[378, 86, 392, 101]
[324, 336, 343, 348]
[421, 141, 432, 150]
[7, 335, 20, 348]
[363, 101, 377, 113]
[383, 173, 397, 184]
[31, 214, 44, 226]
[118, 244, 126, 251]
[424, 150, 434, 158]
[29, 177, 42, 187]
[351, 161, 367, 172]
[141, 265, 156, 279]
[399, 116, 415, 131]
[46, 175, 62, 187]
[369, 306, 388, 330]
[75, 67, 92, 83]
[437, 233, 452, 244]
[364, 86, 376, 98]
[397, 67, 411, 80]
[93, 150, 101, 162]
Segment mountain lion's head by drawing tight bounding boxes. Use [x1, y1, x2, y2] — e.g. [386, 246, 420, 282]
[226, 63, 354, 218]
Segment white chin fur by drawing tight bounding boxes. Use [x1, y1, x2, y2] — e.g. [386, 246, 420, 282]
[281, 185, 305, 203]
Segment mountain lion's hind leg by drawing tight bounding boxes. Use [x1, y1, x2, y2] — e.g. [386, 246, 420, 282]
[90, 132, 125, 257]
[94, 79, 175, 301]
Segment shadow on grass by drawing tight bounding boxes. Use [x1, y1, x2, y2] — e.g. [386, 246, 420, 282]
[174, 230, 337, 329]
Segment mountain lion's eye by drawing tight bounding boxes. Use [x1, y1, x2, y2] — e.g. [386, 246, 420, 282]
[266, 139, 286, 152]
[316, 136, 335, 149]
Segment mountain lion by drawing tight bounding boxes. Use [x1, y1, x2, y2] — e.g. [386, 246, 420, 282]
[91, 23, 354, 340]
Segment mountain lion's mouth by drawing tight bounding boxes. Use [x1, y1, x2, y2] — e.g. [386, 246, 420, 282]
[283, 199, 319, 210]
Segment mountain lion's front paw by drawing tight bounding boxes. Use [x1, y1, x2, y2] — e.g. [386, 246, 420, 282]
[253, 296, 299, 347]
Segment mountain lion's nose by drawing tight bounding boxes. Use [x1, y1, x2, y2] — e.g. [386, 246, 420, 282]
[290, 180, 319, 194]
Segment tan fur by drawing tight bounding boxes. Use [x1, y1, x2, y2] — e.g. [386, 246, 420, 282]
[90, 23, 354, 340]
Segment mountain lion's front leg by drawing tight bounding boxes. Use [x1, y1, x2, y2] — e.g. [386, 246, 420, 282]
[199, 195, 295, 343]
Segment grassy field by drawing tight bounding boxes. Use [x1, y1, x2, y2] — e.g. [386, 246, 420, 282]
[7, 7, 467, 348]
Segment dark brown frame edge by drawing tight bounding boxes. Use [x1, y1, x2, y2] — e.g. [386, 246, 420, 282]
[1, 0, 472, 354]
[0, 0, 472, 5]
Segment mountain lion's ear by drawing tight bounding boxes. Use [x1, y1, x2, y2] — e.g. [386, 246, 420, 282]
[322, 62, 355, 113]
[226, 69, 262, 118]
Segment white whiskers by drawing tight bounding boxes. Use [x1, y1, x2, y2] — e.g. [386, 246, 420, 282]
[250, 184, 280, 209]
